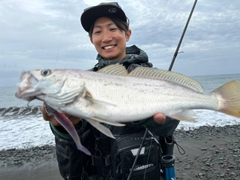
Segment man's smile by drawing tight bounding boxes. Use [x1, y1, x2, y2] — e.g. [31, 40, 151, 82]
[102, 45, 116, 50]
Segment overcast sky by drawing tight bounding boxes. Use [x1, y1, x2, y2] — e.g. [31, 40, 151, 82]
[1, 0, 240, 87]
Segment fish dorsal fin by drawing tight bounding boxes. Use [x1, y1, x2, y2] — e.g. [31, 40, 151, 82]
[128, 67, 204, 93]
[97, 64, 128, 76]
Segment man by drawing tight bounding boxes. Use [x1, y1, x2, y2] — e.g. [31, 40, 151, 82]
[42, 2, 179, 179]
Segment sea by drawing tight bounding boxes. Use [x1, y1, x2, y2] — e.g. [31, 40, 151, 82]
[0, 73, 240, 151]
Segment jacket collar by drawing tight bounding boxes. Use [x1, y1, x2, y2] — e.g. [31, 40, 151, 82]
[95, 45, 149, 69]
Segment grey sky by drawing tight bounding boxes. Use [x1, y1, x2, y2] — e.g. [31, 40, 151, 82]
[0, 0, 240, 87]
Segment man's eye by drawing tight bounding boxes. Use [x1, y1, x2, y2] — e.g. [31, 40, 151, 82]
[110, 28, 117, 31]
[94, 31, 101, 34]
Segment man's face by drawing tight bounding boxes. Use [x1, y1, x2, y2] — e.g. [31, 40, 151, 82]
[91, 17, 131, 60]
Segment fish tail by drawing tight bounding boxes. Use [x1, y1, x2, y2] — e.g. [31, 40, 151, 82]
[212, 80, 240, 118]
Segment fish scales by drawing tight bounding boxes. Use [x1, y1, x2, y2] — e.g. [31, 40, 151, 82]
[15, 64, 240, 154]
[61, 70, 219, 122]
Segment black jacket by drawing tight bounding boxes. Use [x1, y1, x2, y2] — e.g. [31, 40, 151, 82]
[50, 45, 179, 180]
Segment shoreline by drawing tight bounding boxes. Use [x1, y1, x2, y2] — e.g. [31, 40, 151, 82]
[1, 125, 240, 180]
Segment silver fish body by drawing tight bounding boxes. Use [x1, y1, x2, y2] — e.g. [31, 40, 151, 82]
[52, 69, 217, 122]
[16, 64, 240, 153]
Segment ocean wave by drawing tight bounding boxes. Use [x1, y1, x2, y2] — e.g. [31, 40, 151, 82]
[0, 106, 42, 117]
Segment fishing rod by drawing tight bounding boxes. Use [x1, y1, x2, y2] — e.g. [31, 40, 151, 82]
[127, 1, 198, 180]
[168, 0, 198, 71]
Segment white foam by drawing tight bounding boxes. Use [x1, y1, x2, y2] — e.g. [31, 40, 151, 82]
[0, 110, 240, 150]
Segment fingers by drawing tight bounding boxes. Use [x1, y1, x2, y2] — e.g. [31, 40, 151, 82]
[41, 102, 51, 120]
[153, 113, 166, 124]
[41, 103, 81, 126]
[68, 116, 81, 125]
[41, 103, 61, 126]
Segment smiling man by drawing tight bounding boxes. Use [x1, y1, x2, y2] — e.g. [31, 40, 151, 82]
[90, 16, 131, 60]
[41, 2, 179, 180]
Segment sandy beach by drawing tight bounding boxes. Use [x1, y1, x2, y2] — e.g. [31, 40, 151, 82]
[1, 125, 239, 180]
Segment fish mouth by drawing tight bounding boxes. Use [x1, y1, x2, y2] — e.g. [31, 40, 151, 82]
[16, 72, 42, 100]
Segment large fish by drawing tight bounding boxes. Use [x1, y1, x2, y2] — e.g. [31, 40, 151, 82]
[16, 64, 240, 155]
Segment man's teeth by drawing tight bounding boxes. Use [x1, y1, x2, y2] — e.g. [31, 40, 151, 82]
[104, 45, 114, 49]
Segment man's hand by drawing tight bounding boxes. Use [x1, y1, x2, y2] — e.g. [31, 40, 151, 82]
[153, 113, 166, 124]
[41, 103, 81, 126]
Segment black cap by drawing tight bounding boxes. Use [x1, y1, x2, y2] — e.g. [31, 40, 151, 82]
[80, 2, 127, 32]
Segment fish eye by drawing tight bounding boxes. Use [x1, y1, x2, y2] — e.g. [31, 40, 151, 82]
[41, 69, 52, 76]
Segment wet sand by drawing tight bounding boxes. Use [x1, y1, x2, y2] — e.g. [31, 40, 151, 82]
[1, 125, 239, 180]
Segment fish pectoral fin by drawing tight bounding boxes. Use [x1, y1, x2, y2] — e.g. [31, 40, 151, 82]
[170, 110, 197, 122]
[91, 116, 125, 127]
[85, 118, 116, 139]
[85, 95, 117, 108]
